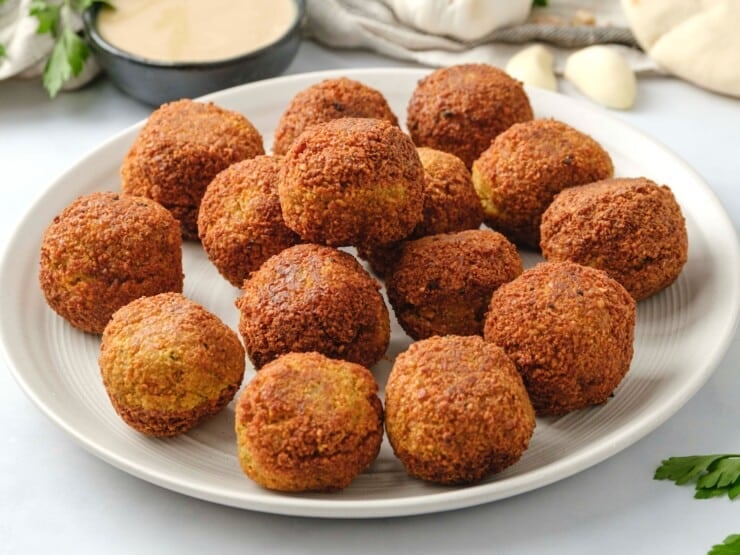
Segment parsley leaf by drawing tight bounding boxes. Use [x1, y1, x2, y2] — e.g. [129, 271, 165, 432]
[29, 0, 112, 97]
[655, 454, 740, 500]
[0, 44, 5, 59]
[43, 26, 90, 98]
[29, 0, 61, 36]
[708, 535, 740, 555]
[532, 0, 548, 6]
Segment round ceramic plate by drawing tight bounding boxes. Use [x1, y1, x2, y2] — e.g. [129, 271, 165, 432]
[1, 68, 738, 518]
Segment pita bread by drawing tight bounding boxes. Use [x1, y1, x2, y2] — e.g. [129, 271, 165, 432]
[622, 0, 739, 96]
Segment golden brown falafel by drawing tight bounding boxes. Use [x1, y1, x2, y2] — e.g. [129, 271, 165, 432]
[235, 351, 383, 492]
[413, 147, 484, 236]
[387, 229, 522, 340]
[407, 64, 533, 168]
[540, 177, 688, 301]
[472, 119, 614, 249]
[99, 292, 245, 437]
[278, 117, 424, 247]
[358, 146, 484, 277]
[385, 335, 535, 485]
[484, 261, 636, 416]
[39, 192, 183, 334]
[236, 243, 390, 369]
[197, 155, 301, 287]
[272, 77, 399, 155]
[121, 99, 264, 240]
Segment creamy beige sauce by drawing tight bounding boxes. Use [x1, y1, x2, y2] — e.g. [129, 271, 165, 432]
[97, 0, 297, 63]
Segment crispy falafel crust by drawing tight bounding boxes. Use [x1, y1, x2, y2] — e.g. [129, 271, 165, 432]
[472, 119, 614, 248]
[236, 244, 390, 369]
[121, 99, 264, 240]
[272, 77, 399, 155]
[484, 262, 636, 416]
[39, 192, 183, 334]
[407, 64, 533, 168]
[197, 156, 300, 287]
[278, 117, 424, 247]
[358, 147, 484, 277]
[385, 335, 535, 485]
[235, 352, 383, 492]
[387, 229, 522, 340]
[540, 177, 688, 301]
[99, 293, 245, 437]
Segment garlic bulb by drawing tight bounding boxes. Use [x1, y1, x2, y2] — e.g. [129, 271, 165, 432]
[387, 0, 532, 42]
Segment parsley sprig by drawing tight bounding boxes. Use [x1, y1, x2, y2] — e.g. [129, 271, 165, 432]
[654, 454, 740, 500]
[29, 0, 111, 97]
[708, 535, 740, 555]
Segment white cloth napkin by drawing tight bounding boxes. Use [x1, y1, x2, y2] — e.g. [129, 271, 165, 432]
[304, 0, 659, 74]
[0, 0, 98, 88]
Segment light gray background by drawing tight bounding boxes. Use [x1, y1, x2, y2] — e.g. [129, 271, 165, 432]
[1, 41, 738, 554]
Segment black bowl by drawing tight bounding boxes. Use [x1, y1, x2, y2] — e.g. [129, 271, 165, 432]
[83, 0, 305, 106]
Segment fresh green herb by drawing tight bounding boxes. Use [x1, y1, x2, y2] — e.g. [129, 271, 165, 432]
[654, 454, 740, 500]
[532, 0, 548, 7]
[30, 0, 61, 35]
[708, 535, 740, 555]
[29, 0, 111, 97]
[0, 44, 6, 60]
[43, 27, 89, 98]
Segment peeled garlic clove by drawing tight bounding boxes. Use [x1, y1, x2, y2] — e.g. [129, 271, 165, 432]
[506, 44, 557, 91]
[564, 46, 637, 109]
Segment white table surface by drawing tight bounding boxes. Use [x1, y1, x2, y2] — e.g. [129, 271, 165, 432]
[1, 40, 738, 555]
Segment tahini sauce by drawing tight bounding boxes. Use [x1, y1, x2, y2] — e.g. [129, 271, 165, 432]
[97, 0, 297, 63]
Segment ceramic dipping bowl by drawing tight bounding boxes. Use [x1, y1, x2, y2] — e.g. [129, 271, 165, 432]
[83, 0, 305, 106]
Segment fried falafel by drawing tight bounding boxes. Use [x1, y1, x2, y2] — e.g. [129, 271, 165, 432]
[540, 177, 688, 301]
[278, 117, 424, 247]
[385, 335, 535, 485]
[121, 99, 264, 240]
[99, 292, 245, 437]
[484, 261, 636, 416]
[472, 119, 614, 249]
[236, 244, 390, 369]
[272, 77, 399, 155]
[39, 192, 183, 334]
[235, 351, 383, 492]
[358, 147, 484, 277]
[197, 155, 301, 287]
[387, 229, 522, 340]
[407, 64, 534, 168]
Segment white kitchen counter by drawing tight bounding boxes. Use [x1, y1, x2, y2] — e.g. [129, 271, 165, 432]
[1, 40, 738, 555]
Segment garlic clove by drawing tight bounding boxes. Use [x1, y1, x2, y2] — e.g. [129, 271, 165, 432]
[564, 46, 637, 110]
[505, 44, 557, 91]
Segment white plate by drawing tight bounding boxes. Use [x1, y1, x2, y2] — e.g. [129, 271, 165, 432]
[1, 68, 738, 519]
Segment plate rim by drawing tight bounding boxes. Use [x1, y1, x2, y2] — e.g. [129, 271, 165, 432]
[2, 67, 738, 518]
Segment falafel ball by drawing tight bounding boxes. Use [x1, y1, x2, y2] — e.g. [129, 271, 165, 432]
[387, 229, 522, 340]
[121, 99, 265, 240]
[99, 292, 245, 437]
[197, 155, 301, 287]
[472, 119, 614, 249]
[278, 117, 424, 247]
[484, 261, 636, 416]
[385, 335, 535, 485]
[358, 146, 484, 277]
[540, 177, 688, 301]
[39, 192, 183, 334]
[407, 64, 534, 168]
[236, 244, 390, 369]
[272, 77, 399, 155]
[235, 351, 383, 492]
